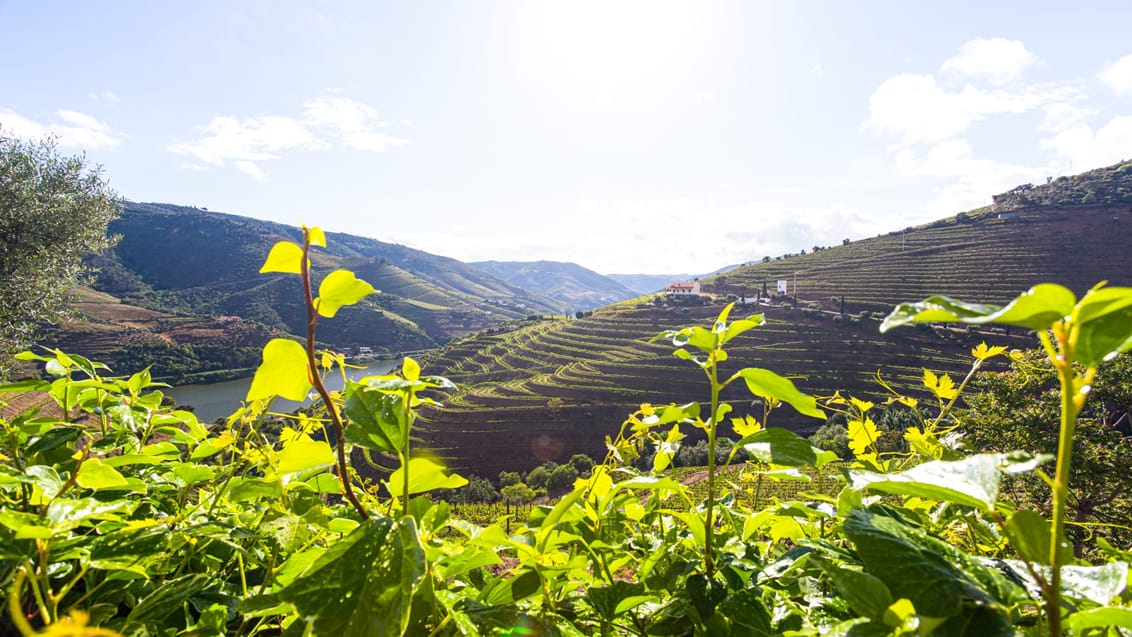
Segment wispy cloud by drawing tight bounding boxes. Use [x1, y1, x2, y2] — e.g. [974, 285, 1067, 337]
[1100, 53, 1132, 96]
[0, 108, 122, 149]
[861, 37, 1097, 214]
[169, 96, 408, 179]
[940, 38, 1038, 86]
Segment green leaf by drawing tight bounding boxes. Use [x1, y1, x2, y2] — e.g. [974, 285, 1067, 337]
[26, 425, 82, 455]
[0, 378, 49, 393]
[734, 368, 825, 419]
[126, 574, 211, 626]
[820, 565, 894, 621]
[587, 582, 648, 621]
[315, 269, 376, 318]
[74, 458, 129, 490]
[343, 382, 404, 453]
[402, 357, 420, 382]
[720, 315, 765, 346]
[848, 454, 1002, 510]
[1065, 607, 1132, 632]
[386, 457, 467, 497]
[227, 477, 283, 502]
[1003, 509, 1071, 566]
[276, 435, 335, 476]
[259, 240, 305, 274]
[735, 427, 817, 466]
[843, 510, 1009, 621]
[247, 338, 311, 402]
[881, 283, 1077, 333]
[1074, 286, 1132, 365]
[1061, 562, 1128, 604]
[277, 517, 426, 637]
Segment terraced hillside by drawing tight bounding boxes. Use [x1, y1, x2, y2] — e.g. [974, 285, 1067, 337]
[418, 301, 1032, 476]
[417, 160, 1132, 477]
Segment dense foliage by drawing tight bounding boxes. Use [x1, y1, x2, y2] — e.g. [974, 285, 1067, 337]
[0, 131, 118, 376]
[2, 232, 1131, 635]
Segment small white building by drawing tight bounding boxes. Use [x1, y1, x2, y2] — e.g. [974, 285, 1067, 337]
[665, 281, 701, 295]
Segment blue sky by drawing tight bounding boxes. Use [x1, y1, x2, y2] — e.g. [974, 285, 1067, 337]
[2, 1, 1131, 274]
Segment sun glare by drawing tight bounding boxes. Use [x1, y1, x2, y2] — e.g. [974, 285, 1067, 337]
[526, 1, 696, 99]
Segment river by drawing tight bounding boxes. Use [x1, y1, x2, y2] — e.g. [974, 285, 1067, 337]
[166, 358, 402, 423]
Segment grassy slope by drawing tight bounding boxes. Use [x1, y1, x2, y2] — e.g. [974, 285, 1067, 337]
[417, 161, 1132, 477]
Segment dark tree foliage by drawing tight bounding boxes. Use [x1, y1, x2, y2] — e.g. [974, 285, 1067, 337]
[0, 132, 118, 375]
[959, 349, 1132, 553]
[456, 474, 499, 504]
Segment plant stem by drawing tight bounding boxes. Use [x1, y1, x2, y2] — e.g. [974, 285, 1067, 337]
[703, 353, 720, 579]
[299, 230, 367, 521]
[1046, 354, 1078, 637]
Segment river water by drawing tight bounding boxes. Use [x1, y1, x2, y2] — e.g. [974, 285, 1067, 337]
[166, 358, 401, 423]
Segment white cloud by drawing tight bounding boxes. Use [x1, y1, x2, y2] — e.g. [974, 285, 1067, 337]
[1100, 53, 1132, 96]
[1041, 116, 1132, 172]
[0, 108, 121, 150]
[169, 115, 318, 167]
[940, 38, 1038, 85]
[863, 73, 1073, 144]
[893, 140, 1051, 215]
[1040, 102, 1095, 133]
[170, 96, 407, 179]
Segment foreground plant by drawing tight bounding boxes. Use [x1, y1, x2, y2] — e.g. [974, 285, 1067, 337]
[883, 282, 1132, 636]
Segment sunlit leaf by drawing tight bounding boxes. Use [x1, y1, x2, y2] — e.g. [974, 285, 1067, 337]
[246, 338, 311, 402]
[276, 434, 335, 476]
[881, 283, 1077, 332]
[74, 458, 128, 491]
[734, 368, 825, 419]
[306, 225, 326, 247]
[315, 269, 376, 318]
[386, 457, 467, 496]
[258, 241, 305, 274]
[849, 454, 1002, 510]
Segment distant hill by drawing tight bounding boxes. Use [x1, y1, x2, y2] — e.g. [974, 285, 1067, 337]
[605, 273, 694, 296]
[45, 202, 561, 380]
[608, 264, 743, 296]
[416, 159, 1132, 477]
[470, 260, 639, 311]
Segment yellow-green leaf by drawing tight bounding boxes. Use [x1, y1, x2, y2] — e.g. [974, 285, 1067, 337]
[971, 342, 1007, 361]
[74, 458, 128, 490]
[307, 226, 326, 247]
[848, 417, 880, 457]
[259, 241, 305, 274]
[247, 339, 312, 402]
[315, 270, 376, 318]
[386, 457, 467, 496]
[402, 357, 420, 382]
[277, 434, 335, 475]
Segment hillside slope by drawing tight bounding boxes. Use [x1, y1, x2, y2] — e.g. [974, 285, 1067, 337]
[470, 260, 639, 311]
[45, 202, 561, 379]
[416, 160, 1132, 477]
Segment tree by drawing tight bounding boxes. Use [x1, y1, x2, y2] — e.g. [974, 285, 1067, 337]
[498, 470, 522, 488]
[568, 453, 594, 477]
[457, 474, 499, 503]
[0, 132, 118, 375]
[958, 349, 1132, 553]
[500, 482, 536, 507]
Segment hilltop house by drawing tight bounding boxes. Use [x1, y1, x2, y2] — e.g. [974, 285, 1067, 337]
[665, 281, 701, 296]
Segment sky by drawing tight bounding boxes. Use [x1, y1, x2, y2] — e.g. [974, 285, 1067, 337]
[2, 1, 1131, 275]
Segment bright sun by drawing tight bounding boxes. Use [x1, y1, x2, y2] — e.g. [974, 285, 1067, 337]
[525, 1, 697, 99]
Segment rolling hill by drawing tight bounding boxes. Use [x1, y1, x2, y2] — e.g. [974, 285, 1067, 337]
[415, 160, 1132, 477]
[470, 260, 639, 311]
[44, 202, 563, 380]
